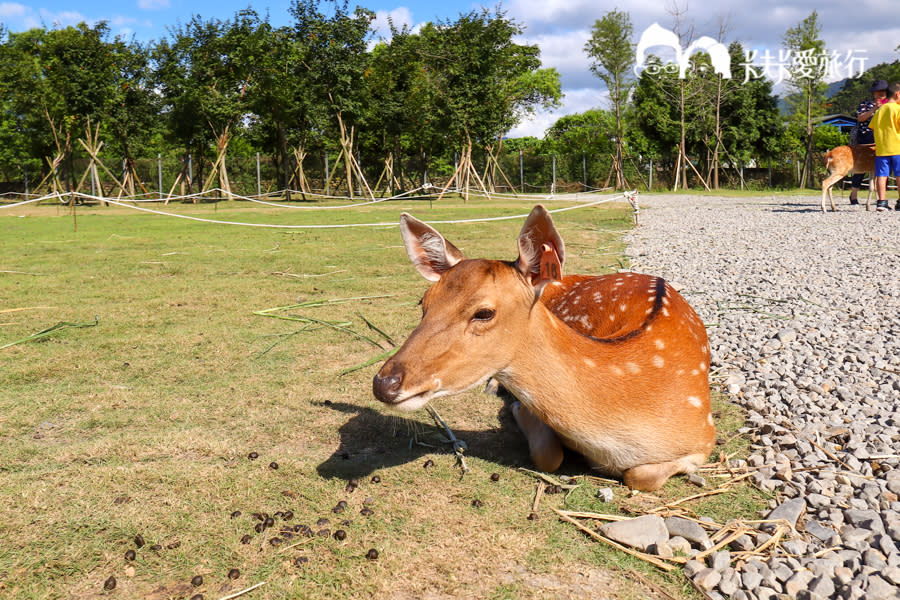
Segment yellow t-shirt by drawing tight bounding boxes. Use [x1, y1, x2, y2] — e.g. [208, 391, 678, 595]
[870, 101, 900, 156]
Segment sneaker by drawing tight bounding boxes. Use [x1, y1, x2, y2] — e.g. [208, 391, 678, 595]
[876, 200, 889, 212]
[895, 202, 900, 211]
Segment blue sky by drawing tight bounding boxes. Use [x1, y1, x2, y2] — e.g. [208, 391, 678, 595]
[2, 0, 899, 137]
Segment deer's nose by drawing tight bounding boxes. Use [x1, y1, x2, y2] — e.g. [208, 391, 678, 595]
[372, 371, 403, 403]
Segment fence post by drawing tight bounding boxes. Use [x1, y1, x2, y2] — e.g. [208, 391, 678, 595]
[422, 152, 428, 186]
[157, 153, 163, 199]
[551, 154, 556, 196]
[24, 167, 29, 200]
[188, 154, 193, 192]
[256, 152, 261, 196]
[582, 151, 587, 191]
[324, 152, 330, 195]
[519, 149, 524, 193]
[649, 158, 653, 191]
[740, 163, 744, 191]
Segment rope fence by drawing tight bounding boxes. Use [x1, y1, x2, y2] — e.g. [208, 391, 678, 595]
[1, 187, 638, 230]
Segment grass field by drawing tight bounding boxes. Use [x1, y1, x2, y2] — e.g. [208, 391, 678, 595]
[1, 196, 765, 599]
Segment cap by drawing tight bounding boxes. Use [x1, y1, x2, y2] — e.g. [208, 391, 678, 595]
[870, 80, 888, 92]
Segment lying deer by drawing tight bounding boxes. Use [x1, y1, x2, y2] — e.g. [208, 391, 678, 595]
[822, 144, 876, 212]
[372, 206, 715, 491]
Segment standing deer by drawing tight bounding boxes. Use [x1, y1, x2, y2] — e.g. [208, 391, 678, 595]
[822, 145, 876, 212]
[372, 206, 715, 491]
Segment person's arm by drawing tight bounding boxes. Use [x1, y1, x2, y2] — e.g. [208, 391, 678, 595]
[858, 104, 877, 122]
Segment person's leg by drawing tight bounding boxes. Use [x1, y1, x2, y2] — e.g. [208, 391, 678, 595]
[875, 156, 890, 211]
[849, 173, 863, 204]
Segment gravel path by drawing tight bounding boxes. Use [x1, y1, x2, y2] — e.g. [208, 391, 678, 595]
[625, 194, 900, 600]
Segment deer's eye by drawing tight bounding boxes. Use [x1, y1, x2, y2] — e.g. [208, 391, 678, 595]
[472, 308, 496, 322]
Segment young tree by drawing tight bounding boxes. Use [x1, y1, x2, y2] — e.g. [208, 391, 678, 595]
[584, 10, 634, 189]
[783, 11, 827, 188]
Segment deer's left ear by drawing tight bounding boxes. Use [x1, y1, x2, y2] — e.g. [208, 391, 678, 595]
[516, 205, 565, 294]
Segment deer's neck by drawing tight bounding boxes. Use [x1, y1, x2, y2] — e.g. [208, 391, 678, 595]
[495, 303, 623, 429]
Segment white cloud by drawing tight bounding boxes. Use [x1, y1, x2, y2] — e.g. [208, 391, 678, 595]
[0, 2, 27, 18]
[137, 0, 169, 9]
[509, 88, 608, 138]
[372, 7, 415, 40]
[517, 29, 595, 89]
[38, 9, 86, 28]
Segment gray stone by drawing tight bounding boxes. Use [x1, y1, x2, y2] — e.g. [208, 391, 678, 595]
[762, 498, 806, 532]
[599, 515, 668, 551]
[805, 519, 836, 542]
[666, 536, 692, 556]
[729, 534, 755, 552]
[776, 328, 797, 343]
[741, 570, 763, 590]
[784, 570, 815, 598]
[693, 568, 721, 591]
[882, 566, 900, 585]
[664, 516, 710, 547]
[865, 575, 900, 600]
[807, 574, 836, 598]
[708, 550, 730, 571]
[684, 559, 705, 578]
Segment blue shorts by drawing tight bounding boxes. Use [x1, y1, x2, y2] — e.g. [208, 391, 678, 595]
[875, 155, 900, 177]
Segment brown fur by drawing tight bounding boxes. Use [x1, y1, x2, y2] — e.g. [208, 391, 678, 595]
[373, 206, 715, 491]
[822, 145, 876, 212]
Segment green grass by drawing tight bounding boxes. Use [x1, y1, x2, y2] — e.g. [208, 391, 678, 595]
[0, 196, 765, 599]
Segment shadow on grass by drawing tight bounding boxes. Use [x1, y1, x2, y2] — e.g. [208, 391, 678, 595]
[316, 400, 594, 483]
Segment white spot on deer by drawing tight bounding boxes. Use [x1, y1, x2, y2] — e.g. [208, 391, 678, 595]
[608, 314, 615, 321]
[691, 369, 700, 376]
[579, 315, 590, 328]
[646, 325, 653, 332]
[707, 413, 715, 426]
[654, 339, 665, 350]
[625, 362, 641, 374]
[662, 307, 670, 317]
[583, 358, 596, 368]
[675, 369, 684, 376]
[699, 361, 707, 371]
[701, 345, 708, 355]
[645, 307, 653, 315]
[652, 355, 665, 368]
[662, 297, 670, 306]
[593, 292, 602, 302]
[687, 396, 702, 408]
[614, 279, 624, 286]
[610, 365, 624, 377]
[619, 303, 627, 312]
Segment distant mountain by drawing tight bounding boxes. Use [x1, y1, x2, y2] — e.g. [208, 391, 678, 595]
[778, 78, 849, 115]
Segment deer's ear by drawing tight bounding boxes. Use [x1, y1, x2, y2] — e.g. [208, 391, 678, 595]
[516, 205, 565, 291]
[399, 213, 466, 282]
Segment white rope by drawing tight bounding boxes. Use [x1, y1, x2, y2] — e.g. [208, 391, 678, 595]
[0, 195, 48, 209]
[23, 191, 630, 229]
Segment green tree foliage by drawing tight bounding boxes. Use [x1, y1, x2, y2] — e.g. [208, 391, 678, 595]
[828, 61, 900, 116]
[418, 9, 560, 146]
[783, 11, 827, 187]
[584, 9, 634, 188]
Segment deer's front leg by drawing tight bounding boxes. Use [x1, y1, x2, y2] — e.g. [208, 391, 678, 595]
[510, 401, 564, 473]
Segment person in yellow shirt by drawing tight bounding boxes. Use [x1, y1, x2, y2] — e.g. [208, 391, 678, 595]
[870, 82, 900, 211]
